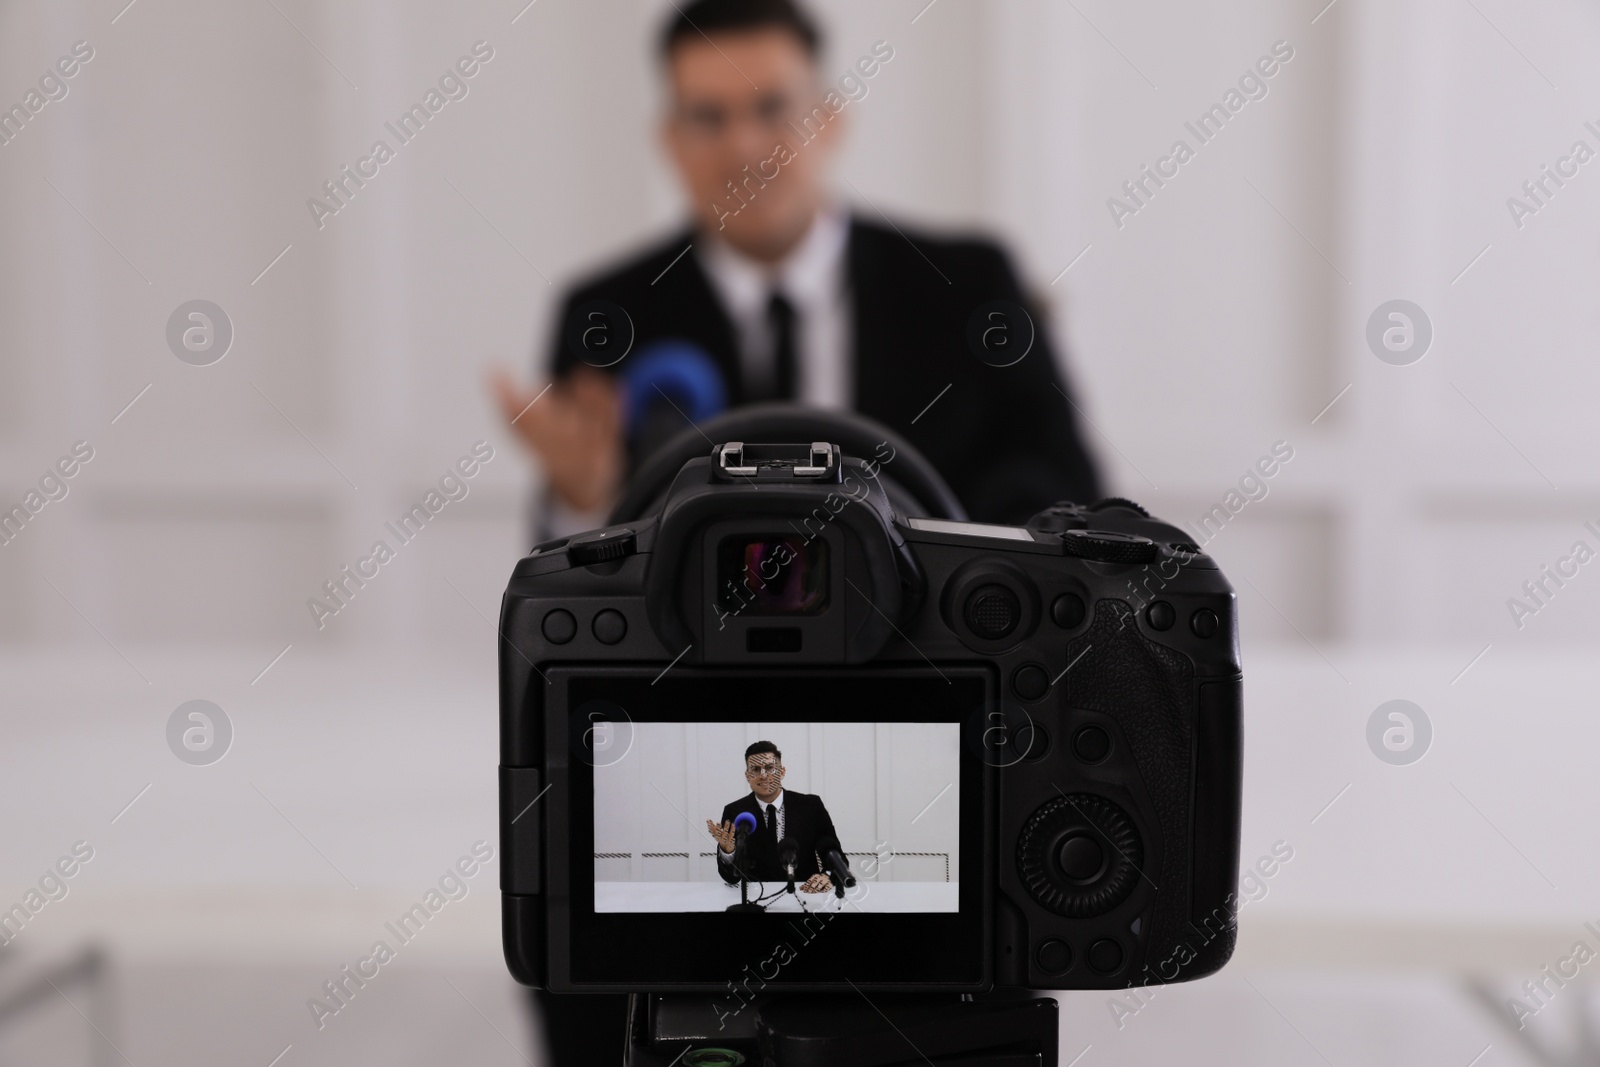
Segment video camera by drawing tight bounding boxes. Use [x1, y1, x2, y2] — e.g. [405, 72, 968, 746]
[499, 409, 1242, 1005]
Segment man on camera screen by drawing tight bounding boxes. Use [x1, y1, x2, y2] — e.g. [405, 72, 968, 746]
[706, 741, 839, 894]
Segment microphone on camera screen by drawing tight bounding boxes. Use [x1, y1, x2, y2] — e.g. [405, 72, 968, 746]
[620, 340, 727, 456]
[731, 810, 759, 877]
[819, 836, 855, 896]
[778, 836, 799, 894]
[778, 836, 798, 875]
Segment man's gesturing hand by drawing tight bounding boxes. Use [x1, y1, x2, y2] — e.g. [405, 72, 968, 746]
[706, 818, 737, 855]
[799, 873, 833, 894]
[491, 366, 624, 513]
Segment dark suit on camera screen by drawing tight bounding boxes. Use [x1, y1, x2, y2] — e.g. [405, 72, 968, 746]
[715, 788, 838, 884]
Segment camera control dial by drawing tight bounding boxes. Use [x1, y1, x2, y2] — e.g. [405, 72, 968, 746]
[1017, 794, 1142, 918]
[568, 527, 637, 566]
[1059, 529, 1159, 565]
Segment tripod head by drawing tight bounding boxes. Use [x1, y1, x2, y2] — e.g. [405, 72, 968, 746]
[625, 990, 1060, 1066]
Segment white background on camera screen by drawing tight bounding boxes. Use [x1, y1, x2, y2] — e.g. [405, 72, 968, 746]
[594, 721, 959, 885]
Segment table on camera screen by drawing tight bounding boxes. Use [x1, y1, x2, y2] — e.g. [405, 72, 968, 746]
[593, 881, 959, 913]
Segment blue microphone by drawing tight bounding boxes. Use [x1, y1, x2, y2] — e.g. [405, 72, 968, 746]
[731, 810, 759, 872]
[726, 809, 763, 911]
[725, 809, 765, 912]
[620, 340, 727, 452]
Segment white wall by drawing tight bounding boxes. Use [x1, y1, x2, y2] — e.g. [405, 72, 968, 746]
[593, 721, 960, 882]
[8, 0, 1595, 661]
[4, 0, 1600, 1041]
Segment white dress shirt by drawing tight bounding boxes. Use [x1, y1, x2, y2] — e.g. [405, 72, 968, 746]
[696, 204, 852, 409]
[541, 207, 852, 539]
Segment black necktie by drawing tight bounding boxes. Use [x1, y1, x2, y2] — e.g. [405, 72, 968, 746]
[765, 290, 797, 401]
[766, 803, 778, 839]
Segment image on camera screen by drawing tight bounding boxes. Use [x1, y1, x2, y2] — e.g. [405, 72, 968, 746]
[593, 721, 960, 914]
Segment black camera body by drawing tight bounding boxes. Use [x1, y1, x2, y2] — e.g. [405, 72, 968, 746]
[500, 438, 1241, 995]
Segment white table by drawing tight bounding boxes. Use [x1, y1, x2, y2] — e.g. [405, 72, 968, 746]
[594, 880, 959, 913]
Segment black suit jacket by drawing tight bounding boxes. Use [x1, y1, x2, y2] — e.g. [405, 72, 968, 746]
[546, 215, 1102, 523]
[716, 790, 838, 885]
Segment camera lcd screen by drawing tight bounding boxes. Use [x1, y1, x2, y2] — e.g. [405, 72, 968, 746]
[593, 720, 960, 914]
[550, 667, 992, 990]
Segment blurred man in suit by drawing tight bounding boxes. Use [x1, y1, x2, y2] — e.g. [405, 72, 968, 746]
[493, 0, 1101, 539]
[509, 0, 1104, 1057]
[706, 740, 839, 892]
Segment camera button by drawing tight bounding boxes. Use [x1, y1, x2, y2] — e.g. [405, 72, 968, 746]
[1088, 938, 1125, 974]
[1035, 938, 1072, 976]
[1190, 608, 1219, 638]
[592, 609, 628, 645]
[1056, 834, 1106, 883]
[541, 609, 576, 645]
[1013, 722, 1050, 762]
[1012, 664, 1049, 702]
[1145, 601, 1175, 631]
[1050, 593, 1086, 629]
[1072, 725, 1111, 763]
